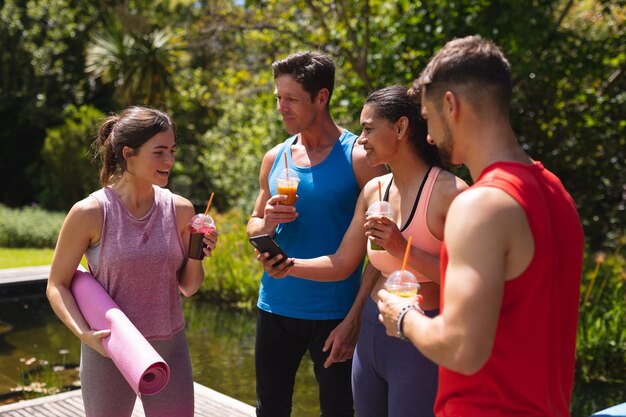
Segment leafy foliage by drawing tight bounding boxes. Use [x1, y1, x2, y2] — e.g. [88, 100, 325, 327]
[0, 204, 65, 248]
[573, 242, 626, 416]
[2, 0, 623, 250]
[198, 209, 261, 306]
[0, 0, 99, 206]
[36, 105, 104, 210]
[576, 245, 626, 384]
[192, 82, 285, 213]
[85, 12, 187, 107]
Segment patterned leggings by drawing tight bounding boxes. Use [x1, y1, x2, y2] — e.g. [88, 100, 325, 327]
[80, 328, 194, 417]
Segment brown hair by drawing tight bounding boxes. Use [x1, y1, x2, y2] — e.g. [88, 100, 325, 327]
[272, 51, 335, 107]
[417, 35, 512, 114]
[94, 106, 175, 186]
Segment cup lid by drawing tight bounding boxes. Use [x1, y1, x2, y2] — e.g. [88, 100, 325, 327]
[385, 269, 419, 289]
[276, 168, 299, 181]
[366, 200, 394, 216]
[190, 213, 215, 229]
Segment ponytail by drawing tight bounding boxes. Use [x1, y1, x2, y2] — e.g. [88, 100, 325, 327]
[94, 116, 120, 186]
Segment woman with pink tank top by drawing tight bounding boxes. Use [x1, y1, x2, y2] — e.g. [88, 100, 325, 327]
[262, 85, 468, 417]
[46, 107, 218, 417]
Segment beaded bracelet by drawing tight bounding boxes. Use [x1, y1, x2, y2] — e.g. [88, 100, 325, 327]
[396, 304, 424, 340]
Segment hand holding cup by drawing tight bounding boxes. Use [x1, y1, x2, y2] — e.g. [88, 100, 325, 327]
[276, 168, 300, 206]
[188, 213, 216, 260]
[365, 200, 394, 250]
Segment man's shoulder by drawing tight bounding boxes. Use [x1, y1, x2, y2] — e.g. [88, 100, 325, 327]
[262, 139, 291, 164]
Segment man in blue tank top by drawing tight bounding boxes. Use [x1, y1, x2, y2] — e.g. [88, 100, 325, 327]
[247, 51, 386, 417]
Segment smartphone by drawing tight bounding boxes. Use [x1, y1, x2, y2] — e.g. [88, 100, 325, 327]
[248, 234, 291, 267]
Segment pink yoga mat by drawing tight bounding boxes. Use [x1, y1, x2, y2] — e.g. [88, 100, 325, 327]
[70, 270, 170, 395]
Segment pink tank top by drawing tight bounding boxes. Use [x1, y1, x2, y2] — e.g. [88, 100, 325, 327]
[86, 186, 186, 339]
[367, 167, 442, 282]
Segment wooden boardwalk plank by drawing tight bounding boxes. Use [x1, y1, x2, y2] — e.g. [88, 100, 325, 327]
[0, 383, 255, 416]
[0, 266, 50, 286]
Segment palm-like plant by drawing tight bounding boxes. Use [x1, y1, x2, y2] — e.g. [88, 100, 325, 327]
[86, 13, 183, 106]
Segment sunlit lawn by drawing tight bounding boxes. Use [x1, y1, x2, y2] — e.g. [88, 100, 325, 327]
[0, 248, 54, 269]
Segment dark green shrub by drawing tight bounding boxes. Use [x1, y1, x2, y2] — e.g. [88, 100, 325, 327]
[35, 104, 103, 211]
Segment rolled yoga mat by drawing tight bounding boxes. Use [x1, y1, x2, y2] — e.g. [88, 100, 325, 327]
[70, 270, 170, 395]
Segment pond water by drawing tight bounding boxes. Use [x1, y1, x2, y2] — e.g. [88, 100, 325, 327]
[0, 294, 623, 417]
[0, 294, 319, 415]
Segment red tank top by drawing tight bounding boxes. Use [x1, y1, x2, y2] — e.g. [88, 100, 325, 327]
[435, 161, 584, 417]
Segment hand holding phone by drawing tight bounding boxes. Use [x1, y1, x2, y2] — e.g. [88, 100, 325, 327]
[248, 234, 292, 268]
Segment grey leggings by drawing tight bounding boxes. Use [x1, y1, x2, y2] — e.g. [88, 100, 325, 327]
[352, 298, 439, 417]
[80, 328, 194, 417]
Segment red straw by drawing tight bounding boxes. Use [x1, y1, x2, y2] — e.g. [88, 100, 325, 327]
[378, 181, 382, 202]
[203, 192, 215, 217]
[401, 236, 413, 272]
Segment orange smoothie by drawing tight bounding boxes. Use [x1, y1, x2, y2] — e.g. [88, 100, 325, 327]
[277, 183, 298, 205]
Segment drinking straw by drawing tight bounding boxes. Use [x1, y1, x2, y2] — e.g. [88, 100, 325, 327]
[283, 153, 289, 180]
[401, 235, 413, 272]
[203, 192, 215, 217]
[378, 181, 382, 202]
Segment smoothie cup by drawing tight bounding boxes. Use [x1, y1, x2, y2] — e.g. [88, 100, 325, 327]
[188, 213, 215, 260]
[366, 201, 394, 250]
[276, 168, 300, 206]
[384, 269, 420, 297]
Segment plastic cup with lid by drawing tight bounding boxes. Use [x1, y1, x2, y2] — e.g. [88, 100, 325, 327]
[275, 168, 300, 206]
[366, 201, 394, 250]
[384, 269, 420, 297]
[188, 213, 216, 260]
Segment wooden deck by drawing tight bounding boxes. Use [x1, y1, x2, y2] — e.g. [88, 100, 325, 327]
[0, 265, 50, 286]
[0, 383, 255, 416]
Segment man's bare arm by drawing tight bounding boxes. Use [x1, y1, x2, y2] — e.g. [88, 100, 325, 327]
[247, 145, 297, 237]
[378, 187, 528, 374]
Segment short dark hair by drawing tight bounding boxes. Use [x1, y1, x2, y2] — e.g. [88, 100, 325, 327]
[417, 36, 512, 113]
[365, 85, 441, 167]
[95, 106, 175, 186]
[272, 51, 335, 107]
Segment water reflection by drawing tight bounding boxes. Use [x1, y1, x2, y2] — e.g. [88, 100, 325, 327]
[183, 299, 319, 416]
[0, 296, 81, 395]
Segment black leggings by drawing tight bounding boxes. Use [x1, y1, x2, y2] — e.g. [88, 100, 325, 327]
[255, 310, 354, 417]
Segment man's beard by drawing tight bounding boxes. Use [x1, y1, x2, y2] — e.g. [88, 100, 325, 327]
[437, 118, 454, 169]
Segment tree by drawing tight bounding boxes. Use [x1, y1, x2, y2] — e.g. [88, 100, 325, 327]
[200, 0, 625, 249]
[0, 0, 99, 206]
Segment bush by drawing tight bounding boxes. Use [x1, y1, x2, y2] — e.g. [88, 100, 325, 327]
[576, 241, 626, 384]
[0, 204, 65, 248]
[35, 104, 103, 211]
[198, 209, 261, 306]
[573, 238, 626, 416]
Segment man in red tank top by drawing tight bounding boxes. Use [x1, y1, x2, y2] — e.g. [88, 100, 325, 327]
[377, 36, 584, 416]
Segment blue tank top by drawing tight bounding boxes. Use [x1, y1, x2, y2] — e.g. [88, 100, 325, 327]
[257, 130, 363, 320]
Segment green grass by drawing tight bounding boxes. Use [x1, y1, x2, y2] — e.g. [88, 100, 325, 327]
[0, 248, 54, 268]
